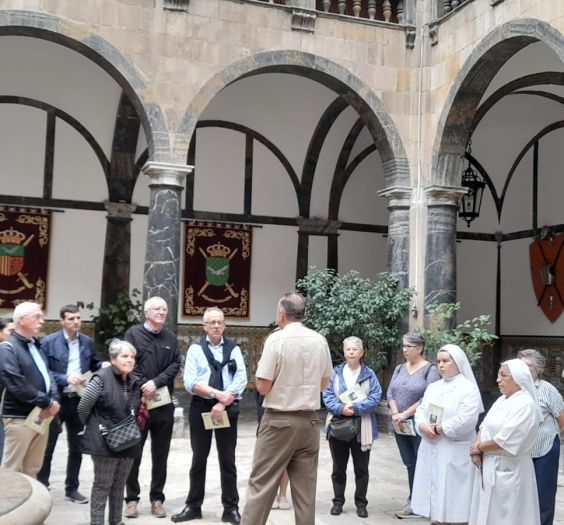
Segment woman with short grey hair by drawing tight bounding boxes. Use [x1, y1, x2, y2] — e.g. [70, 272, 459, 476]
[518, 349, 564, 525]
[78, 339, 141, 525]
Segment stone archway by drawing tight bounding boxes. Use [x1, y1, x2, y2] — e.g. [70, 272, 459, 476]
[426, 18, 564, 313]
[178, 50, 411, 288]
[0, 9, 170, 161]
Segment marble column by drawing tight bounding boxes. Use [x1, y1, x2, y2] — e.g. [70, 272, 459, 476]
[378, 186, 411, 291]
[101, 202, 137, 308]
[424, 185, 467, 313]
[142, 161, 193, 332]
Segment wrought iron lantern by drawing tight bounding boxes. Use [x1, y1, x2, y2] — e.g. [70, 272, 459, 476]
[459, 159, 485, 227]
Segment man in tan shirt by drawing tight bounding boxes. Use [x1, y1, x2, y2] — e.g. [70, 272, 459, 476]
[241, 292, 333, 525]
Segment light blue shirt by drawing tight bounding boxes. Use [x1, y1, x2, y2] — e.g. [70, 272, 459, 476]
[28, 342, 51, 392]
[183, 336, 247, 398]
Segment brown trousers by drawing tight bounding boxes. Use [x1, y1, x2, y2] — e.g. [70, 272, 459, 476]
[241, 409, 321, 525]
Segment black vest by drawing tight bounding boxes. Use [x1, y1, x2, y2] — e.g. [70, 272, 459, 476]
[81, 366, 140, 458]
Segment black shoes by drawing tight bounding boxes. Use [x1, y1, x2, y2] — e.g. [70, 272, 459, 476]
[221, 509, 241, 524]
[330, 504, 343, 515]
[170, 506, 202, 522]
[357, 506, 368, 518]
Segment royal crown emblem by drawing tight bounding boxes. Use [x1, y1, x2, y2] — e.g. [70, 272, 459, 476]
[0, 228, 26, 245]
[206, 242, 231, 258]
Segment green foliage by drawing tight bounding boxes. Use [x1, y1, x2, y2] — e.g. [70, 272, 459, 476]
[77, 289, 143, 348]
[418, 302, 497, 364]
[296, 268, 414, 370]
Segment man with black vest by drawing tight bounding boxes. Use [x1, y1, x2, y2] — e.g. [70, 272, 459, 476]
[123, 296, 181, 519]
[171, 307, 247, 524]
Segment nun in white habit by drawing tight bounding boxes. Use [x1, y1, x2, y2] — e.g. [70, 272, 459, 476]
[468, 358, 541, 525]
[411, 344, 483, 524]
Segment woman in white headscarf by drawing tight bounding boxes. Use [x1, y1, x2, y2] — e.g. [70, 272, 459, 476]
[468, 358, 541, 525]
[411, 344, 483, 524]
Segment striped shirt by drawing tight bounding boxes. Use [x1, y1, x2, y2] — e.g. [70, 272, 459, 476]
[531, 379, 564, 458]
[77, 374, 131, 424]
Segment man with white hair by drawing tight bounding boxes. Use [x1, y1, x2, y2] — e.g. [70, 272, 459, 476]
[123, 296, 181, 519]
[0, 301, 60, 477]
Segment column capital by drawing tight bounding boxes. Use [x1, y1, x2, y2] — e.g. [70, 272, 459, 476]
[142, 161, 193, 188]
[424, 185, 467, 206]
[104, 201, 137, 219]
[377, 186, 412, 208]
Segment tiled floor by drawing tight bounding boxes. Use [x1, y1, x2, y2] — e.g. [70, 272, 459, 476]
[44, 409, 564, 525]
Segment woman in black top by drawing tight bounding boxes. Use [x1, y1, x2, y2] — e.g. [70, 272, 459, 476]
[78, 339, 141, 525]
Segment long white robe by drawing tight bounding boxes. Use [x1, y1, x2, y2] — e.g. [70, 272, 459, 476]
[411, 374, 481, 523]
[469, 390, 540, 525]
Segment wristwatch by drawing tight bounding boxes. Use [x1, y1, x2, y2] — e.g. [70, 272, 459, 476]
[209, 388, 216, 399]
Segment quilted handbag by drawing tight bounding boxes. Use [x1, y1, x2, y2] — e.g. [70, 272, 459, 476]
[99, 414, 141, 452]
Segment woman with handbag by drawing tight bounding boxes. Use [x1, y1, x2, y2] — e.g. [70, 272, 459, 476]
[387, 331, 440, 518]
[322, 336, 382, 518]
[78, 339, 142, 525]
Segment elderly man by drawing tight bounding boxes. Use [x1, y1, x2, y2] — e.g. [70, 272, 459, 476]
[518, 349, 564, 525]
[241, 292, 333, 525]
[0, 301, 60, 477]
[172, 307, 247, 524]
[123, 296, 181, 519]
[37, 304, 102, 503]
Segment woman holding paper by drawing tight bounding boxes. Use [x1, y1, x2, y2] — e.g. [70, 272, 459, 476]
[322, 336, 382, 518]
[387, 332, 440, 517]
[411, 344, 483, 524]
[78, 339, 141, 525]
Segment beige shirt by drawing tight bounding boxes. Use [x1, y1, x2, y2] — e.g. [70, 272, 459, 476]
[257, 322, 332, 411]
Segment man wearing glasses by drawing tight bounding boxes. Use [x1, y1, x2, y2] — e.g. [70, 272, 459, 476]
[0, 301, 60, 477]
[172, 307, 247, 524]
[123, 296, 181, 519]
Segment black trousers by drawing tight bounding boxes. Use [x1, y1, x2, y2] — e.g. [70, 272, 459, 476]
[185, 399, 239, 511]
[37, 394, 83, 494]
[329, 436, 370, 508]
[125, 402, 174, 503]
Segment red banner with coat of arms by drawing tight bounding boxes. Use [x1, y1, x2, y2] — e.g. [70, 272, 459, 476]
[183, 222, 252, 318]
[0, 209, 51, 310]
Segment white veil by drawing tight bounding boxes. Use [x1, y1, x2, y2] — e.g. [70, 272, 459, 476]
[439, 344, 484, 412]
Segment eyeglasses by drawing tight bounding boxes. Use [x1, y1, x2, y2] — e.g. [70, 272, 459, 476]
[403, 344, 419, 349]
[204, 320, 224, 326]
[149, 307, 168, 312]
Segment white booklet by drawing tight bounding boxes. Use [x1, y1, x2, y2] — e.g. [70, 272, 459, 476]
[427, 403, 444, 425]
[145, 386, 172, 410]
[201, 411, 230, 430]
[392, 419, 417, 437]
[24, 406, 54, 435]
[73, 371, 93, 397]
[338, 384, 367, 404]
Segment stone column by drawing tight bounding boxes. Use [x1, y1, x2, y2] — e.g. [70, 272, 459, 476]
[424, 185, 467, 313]
[378, 186, 412, 291]
[101, 202, 137, 308]
[142, 161, 193, 332]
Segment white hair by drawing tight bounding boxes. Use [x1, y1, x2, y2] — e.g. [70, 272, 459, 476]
[13, 302, 42, 326]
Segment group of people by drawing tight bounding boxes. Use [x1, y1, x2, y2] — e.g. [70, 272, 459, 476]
[384, 333, 564, 525]
[0, 294, 562, 525]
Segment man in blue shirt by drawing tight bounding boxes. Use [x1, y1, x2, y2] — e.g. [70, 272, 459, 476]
[172, 307, 247, 525]
[37, 304, 102, 503]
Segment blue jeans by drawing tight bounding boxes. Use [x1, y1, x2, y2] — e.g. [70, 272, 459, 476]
[394, 431, 421, 500]
[533, 435, 560, 525]
[0, 420, 4, 461]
